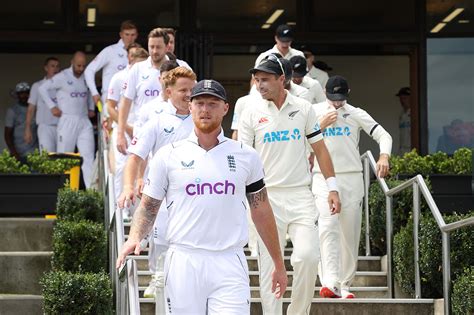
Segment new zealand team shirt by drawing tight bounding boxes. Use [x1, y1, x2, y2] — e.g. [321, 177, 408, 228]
[143, 130, 266, 251]
[239, 92, 323, 188]
[128, 101, 193, 159]
[39, 67, 94, 116]
[28, 78, 59, 125]
[312, 101, 392, 173]
[85, 39, 128, 97]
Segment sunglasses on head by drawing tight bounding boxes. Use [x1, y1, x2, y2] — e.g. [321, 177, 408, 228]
[265, 54, 285, 76]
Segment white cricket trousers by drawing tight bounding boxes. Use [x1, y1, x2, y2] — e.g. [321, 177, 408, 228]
[149, 202, 169, 273]
[37, 124, 57, 152]
[152, 245, 168, 315]
[312, 172, 364, 291]
[111, 128, 131, 201]
[56, 115, 94, 188]
[258, 186, 319, 315]
[164, 246, 250, 314]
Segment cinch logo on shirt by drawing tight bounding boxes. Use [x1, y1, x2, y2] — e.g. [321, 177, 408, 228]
[70, 91, 88, 98]
[322, 126, 351, 137]
[185, 178, 236, 196]
[117, 64, 126, 71]
[263, 128, 301, 143]
[144, 89, 160, 97]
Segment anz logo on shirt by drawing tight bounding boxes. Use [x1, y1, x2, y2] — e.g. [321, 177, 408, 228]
[263, 128, 302, 143]
[322, 126, 351, 137]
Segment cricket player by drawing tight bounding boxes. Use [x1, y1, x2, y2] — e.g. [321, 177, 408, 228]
[85, 20, 138, 107]
[239, 55, 341, 314]
[117, 79, 287, 314]
[313, 75, 391, 299]
[24, 57, 60, 152]
[290, 55, 326, 104]
[38, 51, 95, 188]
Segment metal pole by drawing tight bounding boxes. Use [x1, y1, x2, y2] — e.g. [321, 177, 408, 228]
[442, 232, 451, 315]
[363, 157, 371, 256]
[413, 182, 421, 298]
[386, 196, 394, 298]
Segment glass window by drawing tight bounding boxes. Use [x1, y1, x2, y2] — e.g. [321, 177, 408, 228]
[427, 38, 474, 154]
[0, 1, 62, 30]
[427, 0, 474, 35]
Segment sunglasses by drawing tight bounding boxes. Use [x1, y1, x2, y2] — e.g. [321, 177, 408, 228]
[265, 54, 285, 77]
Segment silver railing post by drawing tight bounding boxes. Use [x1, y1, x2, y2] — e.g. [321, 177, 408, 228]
[363, 156, 371, 256]
[442, 231, 451, 315]
[413, 182, 421, 298]
[386, 195, 394, 298]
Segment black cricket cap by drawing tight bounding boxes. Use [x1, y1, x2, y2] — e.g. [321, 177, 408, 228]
[325, 75, 350, 101]
[191, 79, 227, 102]
[275, 24, 293, 42]
[290, 55, 308, 78]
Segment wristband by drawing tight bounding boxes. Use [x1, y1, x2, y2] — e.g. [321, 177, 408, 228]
[326, 176, 339, 192]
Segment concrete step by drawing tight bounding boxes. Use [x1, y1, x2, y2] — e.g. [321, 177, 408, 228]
[0, 294, 43, 315]
[136, 270, 387, 288]
[0, 218, 54, 251]
[0, 252, 52, 294]
[139, 298, 435, 315]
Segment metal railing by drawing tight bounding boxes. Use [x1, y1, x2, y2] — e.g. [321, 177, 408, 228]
[97, 113, 140, 315]
[361, 150, 474, 315]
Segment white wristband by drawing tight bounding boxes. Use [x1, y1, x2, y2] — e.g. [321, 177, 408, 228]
[326, 176, 339, 192]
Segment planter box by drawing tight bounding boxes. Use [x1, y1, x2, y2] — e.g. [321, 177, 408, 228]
[396, 174, 472, 195]
[0, 174, 68, 216]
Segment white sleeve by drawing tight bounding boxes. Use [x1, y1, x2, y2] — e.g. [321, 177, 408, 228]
[237, 108, 255, 147]
[123, 64, 138, 101]
[355, 108, 393, 156]
[177, 59, 192, 70]
[299, 88, 313, 103]
[39, 74, 62, 109]
[127, 118, 158, 160]
[27, 82, 39, 106]
[142, 146, 170, 201]
[231, 97, 245, 131]
[85, 48, 109, 96]
[245, 147, 265, 191]
[107, 72, 122, 102]
[87, 92, 95, 111]
[312, 81, 326, 103]
[305, 104, 323, 144]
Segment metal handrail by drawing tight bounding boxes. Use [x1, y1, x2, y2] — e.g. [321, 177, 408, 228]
[361, 150, 474, 315]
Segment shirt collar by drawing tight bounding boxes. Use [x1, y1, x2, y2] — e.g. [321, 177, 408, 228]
[188, 128, 226, 145]
[166, 100, 178, 114]
[265, 90, 292, 111]
[117, 39, 126, 49]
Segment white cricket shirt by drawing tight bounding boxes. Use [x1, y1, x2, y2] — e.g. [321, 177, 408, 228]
[238, 91, 323, 188]
[143, 130, 265, 251]
[39, 67, 94, 116]
[85, 39, 128, 96]
[255, 45, 304, 67]
[312, 101, 392, 173]
[231, 94, 262, 131]
[28, 78, 59, 125]
[299, 76, 326, 104]
[134, 94, 166, 133]
[307, 66, 329, 88]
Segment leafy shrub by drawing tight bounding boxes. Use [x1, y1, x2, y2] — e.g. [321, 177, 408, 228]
[56, 187, 104, 223]
[452, 267, 474, 315]
[52, 220, 107, 273]
[27, 150, 81, 174]
[41, 271, 112, 315]
[452, 147, 472, 175]
[0, 149, 30, 174]
[394, 211, 474, 297]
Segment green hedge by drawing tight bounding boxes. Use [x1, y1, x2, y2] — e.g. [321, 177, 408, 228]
[452, 267, 474, 315]
[0, 149, 29, 173]
[394, 211, 474, 297]
[56, 187, 104, 223]
[52, 220, 107, 273]
[41, 271, 112, 315]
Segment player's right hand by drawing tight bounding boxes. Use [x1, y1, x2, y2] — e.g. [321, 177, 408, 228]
[118, 185, 136, 209]
[320, 110, 338, 129]
[116, 239, 141, 269]
[24, 128, 32, 144]
[271, 265, 288, 299]
[117, 133, 128, 155]
[92, 94, 101, 105]
[51, 107, 62, 117]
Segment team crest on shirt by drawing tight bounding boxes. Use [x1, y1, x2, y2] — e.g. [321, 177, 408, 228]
[227, 155, 236, 172]
[164, 127, 175, 134]
[288, 110, 300, 119]
[118, 53, 124, 58]
[343, 113, 350, 119]
[155, 109, 164, 115]
[181, 160, 195, 169]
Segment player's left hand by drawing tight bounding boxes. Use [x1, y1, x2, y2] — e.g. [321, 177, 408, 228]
[328, 191, 341, 215]
[376, 154, 390, 178]
[271, 265, 288, 299]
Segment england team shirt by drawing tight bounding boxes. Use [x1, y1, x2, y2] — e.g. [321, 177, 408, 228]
[39, 67, 94, 116]
[255, 45, 305, 67]
[134, 94, 166, 133]
[239, 92, 323, 188]
[85, 39, 128, 96]
[123, 56, 164, 109]
[312, 101, 392, 174]
[300, 76, 326, 104]
[28, 78, 59, 125]
[143, 130, 266, 251]
[128, 101, 193, 158]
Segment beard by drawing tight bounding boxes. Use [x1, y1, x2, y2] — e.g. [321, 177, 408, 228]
[193, 118, 221, 134]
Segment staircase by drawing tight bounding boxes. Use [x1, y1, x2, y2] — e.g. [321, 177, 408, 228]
[124, 223, 436, 315]
[0, 218, 54, 315]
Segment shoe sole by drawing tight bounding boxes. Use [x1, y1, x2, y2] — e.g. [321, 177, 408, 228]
[143, 293, 156, 298]
[319, 287, 340, 298]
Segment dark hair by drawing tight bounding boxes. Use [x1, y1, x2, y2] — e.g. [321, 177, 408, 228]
[166, 52, 177, 61]
[44, 57, 59, 66]
[160, 60, 179, 72]
[120, 20, 137, 32]
[126, 42, 142, 52]
[163, 28, 176, 37]
[148, 28, 170, 45]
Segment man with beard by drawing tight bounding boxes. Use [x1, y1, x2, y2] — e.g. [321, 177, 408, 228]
[117, 79, 287, 314]
[5, 82, 38, 162]
[39, 51, 95, 188]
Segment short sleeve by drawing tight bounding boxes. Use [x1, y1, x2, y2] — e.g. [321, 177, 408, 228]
[123, 64, 138, 101]
[142, 146, 170, 201]
[305, 105, 323, 144]
[127, 118, 158, 160]
[245, 147, 265, 193]
[4, 108, 15, 128]
[231, 96, 246, 130]
[237, 107, 256, 147]
[107, 72, 123, 102]
[28, 82, 39, 106]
